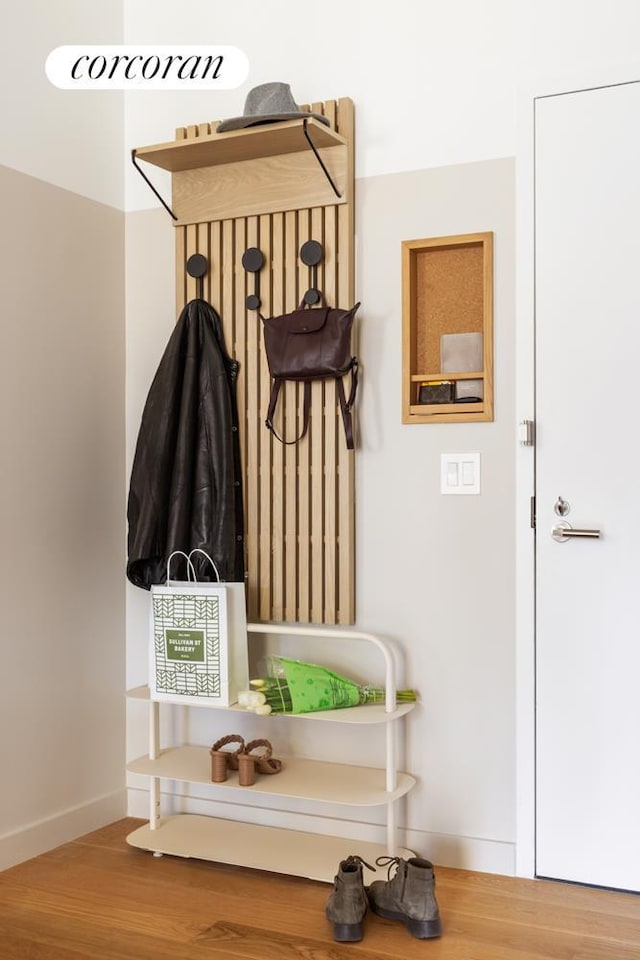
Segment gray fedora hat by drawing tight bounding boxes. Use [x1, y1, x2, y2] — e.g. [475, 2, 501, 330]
[216, 82, 330, 133]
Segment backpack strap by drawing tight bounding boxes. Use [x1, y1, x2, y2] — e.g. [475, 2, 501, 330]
[266, 359, 358, 449]
[336, 358, 358, 450]
[265, 379, 312, 445]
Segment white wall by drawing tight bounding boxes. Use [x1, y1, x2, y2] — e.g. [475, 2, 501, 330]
[0, 0, 124, 209]
[121, 0, 640, 874]
[124, 0, 640, 209]
[0, 2, 126, 869]
[357, 160, 515, 866]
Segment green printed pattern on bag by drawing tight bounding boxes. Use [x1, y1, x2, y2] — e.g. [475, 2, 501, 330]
[152, 594, 222, 697]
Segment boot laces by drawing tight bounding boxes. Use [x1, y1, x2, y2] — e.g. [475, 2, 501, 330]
[343, 854, 375, 872]
[375, 855, 402, 880]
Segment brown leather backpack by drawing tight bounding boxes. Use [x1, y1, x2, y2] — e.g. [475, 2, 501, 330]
[261, 300, 360, 448]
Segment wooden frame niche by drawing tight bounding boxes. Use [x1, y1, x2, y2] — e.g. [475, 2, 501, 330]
[402, 232, 493, 423]
[135, 98, 356, 625]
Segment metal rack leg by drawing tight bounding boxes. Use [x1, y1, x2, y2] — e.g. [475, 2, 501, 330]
[149, 700, 161, 840]
[386, 721, 398, 854]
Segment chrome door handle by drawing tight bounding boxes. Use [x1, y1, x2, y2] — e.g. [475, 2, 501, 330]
[552, 521, 601, 543]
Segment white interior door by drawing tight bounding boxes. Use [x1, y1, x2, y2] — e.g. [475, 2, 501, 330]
[535, 80, 640, 892]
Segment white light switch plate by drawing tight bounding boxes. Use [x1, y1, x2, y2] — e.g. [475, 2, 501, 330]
[441, 452, 481, 495]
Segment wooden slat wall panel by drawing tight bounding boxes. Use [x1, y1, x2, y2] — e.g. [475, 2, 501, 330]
[283, 209, 298, 622]
[258, 214, 273, 621]
[172, 99, 355, 624]
[245, 215, 260, 617]
[336, 98, 356, 624]
[270, 213, 285, 621]
[297, 208, 312, 623]
[172, 147, 347, 225]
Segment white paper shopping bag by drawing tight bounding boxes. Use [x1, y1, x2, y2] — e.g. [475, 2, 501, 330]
[150, 550, 248, 707]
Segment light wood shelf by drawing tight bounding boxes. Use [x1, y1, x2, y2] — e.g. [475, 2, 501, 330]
[134, 117, 345, 172]
[127, 816, 415, 883]
[408, 402, 485, 416]
[410, 370, 484, 382]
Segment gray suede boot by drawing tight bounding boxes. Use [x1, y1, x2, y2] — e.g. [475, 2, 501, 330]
[325, 855, 373, 942]
[367, 856, 442, 939]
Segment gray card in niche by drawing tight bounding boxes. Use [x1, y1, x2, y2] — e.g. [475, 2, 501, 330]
[440, 332, 483, 400]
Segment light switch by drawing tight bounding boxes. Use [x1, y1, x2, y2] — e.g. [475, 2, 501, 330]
[441, 453, 481, 495]
[462, 460, 475, 485]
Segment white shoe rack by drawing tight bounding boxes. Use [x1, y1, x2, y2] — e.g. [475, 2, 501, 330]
[126, 623, 417, 882]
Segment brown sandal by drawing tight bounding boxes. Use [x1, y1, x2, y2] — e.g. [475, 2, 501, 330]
[237, 738, 283, 786]
[210, 734, 245, 782]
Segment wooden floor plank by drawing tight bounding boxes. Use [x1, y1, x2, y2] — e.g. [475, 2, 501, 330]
[437, 866, 640, 918]
[574, 943, 640, 960]
[0, 819, 638, 960]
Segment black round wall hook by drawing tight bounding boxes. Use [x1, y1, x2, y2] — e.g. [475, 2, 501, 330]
[300, 240, 323, 267]
[242, 247, 264, 310]
[186, 253, 208, 300]
[300, 240, 324, 305]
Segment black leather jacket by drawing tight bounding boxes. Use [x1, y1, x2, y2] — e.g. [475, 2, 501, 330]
[127, 299, 244, 588]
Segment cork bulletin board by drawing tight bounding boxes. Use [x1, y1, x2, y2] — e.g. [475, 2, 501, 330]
[414, 243, 484, 374]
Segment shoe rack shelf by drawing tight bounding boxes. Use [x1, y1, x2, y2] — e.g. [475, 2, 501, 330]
[126, 623, 417, 883]
[128, 744, 414, 805]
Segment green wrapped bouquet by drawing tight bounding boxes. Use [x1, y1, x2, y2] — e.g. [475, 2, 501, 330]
[249, 656, 418, 715]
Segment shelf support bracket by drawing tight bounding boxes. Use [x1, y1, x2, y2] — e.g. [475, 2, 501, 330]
[131, 150, 178, 221]
[303, 119, 342, 199]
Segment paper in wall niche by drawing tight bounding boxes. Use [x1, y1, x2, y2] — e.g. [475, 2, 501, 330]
[441, 332, 483, 400]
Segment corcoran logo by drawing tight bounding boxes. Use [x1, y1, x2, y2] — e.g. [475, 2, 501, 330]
[45, 45, 249, 90]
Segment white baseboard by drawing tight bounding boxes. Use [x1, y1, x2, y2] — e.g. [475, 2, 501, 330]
[0, 789, 127, 872]
[127, 787, 515, 877]
[404, 825, 515, 876]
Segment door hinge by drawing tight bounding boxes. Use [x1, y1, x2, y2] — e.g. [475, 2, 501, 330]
[519, 419, 536, 446]
[530, 495, 536, 529]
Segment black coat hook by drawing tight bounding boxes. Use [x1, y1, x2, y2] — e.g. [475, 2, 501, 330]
[242, 247, 264, 310]
[300, 240, 324, 305]
[186, 253, 208, 300]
